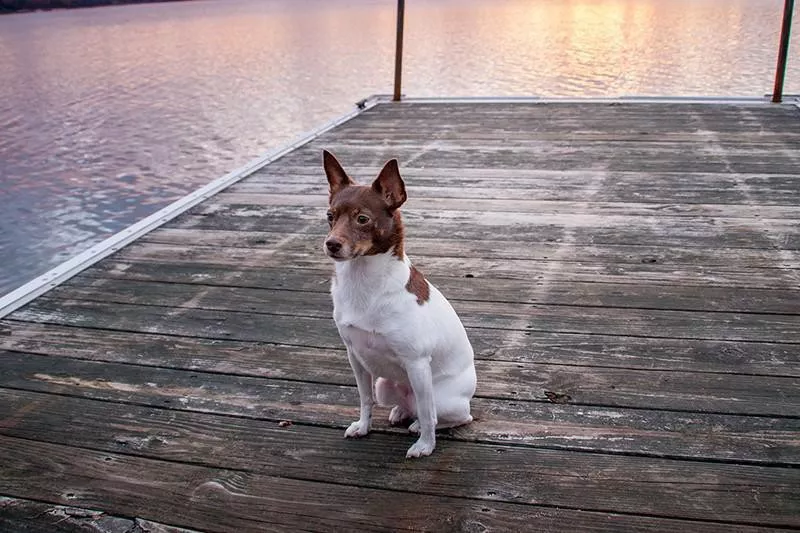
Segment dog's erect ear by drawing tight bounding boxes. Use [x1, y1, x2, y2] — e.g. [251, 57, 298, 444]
[371, 159, 406, 211]
[323, 150, 353, 197]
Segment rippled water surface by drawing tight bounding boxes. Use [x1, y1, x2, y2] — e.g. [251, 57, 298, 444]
[0, 0, 798, 296]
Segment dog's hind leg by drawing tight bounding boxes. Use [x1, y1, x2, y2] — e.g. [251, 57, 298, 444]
[375, 377, 414, 425]
[408, 386, 472, 433]
[434, 397, 473, 429]
[434, 365, 475, 429]
[408, 396, 472, 432]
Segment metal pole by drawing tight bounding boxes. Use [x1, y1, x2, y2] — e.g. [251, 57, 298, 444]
[393, 0, 405, 102]
[772, 0, 794, 103]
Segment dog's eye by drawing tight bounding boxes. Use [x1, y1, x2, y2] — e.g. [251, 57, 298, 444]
[356, 214, 370, 225]
[326, 211, 334, 223]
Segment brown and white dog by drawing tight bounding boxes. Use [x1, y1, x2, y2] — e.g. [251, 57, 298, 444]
[322, 150, 476, 458]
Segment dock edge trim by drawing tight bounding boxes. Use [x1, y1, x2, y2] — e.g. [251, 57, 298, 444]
[0, 96, 385, 319]
[397, 95, 777, 105]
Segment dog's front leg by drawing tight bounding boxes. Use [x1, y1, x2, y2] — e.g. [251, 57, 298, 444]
[344, 349, 373, 438]
[405, 359, 437, 458]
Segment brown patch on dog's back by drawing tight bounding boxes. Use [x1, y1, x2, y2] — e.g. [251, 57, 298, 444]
[406, 265, 430, 305]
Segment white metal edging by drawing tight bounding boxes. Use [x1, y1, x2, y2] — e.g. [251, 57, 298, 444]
[0, 96, 385, 318]
[399, 95, 772, 105]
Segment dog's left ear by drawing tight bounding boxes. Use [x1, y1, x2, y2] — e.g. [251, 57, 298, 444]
[372, 159, 407, 211]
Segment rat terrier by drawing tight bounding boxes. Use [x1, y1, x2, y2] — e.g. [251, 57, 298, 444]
[322, 150, 476, 458]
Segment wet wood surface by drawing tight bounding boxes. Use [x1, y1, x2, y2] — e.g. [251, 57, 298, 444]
[1, 101, 799, 532]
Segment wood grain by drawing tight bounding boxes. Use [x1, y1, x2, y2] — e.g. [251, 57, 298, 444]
[140, 227, 800, 268]
[0, 496, 197, 533]
[17, 289, 800, 345]
[56, 272, 800, 320]
[241, 166, 800, 205]
[82, 257, 800, 314]
[174, 205, 800, 251]
[4, 320, 799, 378]
[108, 242, 800, 290]
[1, 351, 798, 459]
[209, 192, 800, 220]
[2, 436, 787, 533]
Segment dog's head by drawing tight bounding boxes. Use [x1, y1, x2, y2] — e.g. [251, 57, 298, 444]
[322, 150, 406, 261]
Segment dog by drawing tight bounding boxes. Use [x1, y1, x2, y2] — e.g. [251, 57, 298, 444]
[322, 150, 477, 458]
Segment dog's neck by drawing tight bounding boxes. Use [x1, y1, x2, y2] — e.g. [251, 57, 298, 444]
[331, 248, 413, 328]
[333, 247, 413, 312]
[334, 247, 410, 285]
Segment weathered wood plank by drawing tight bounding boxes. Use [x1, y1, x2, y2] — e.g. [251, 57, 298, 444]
[265, 142, 800, 174]
[323, 129, 800, 141]
[16, 283, 800, 345]
[4, 320, 798, 378]
[13, 385, 800, 472]
[140, 228, 800, 269]
[241, 167, 800, 205]
[0, 437, 563, 533]
[88, 255, 800, 302]
[0, 496, 196, 533]
[249, 165, 800, 182]
[1, 391, 798, 530]
[2, 435, 792, 532]
[190, 203, 798, 239]
[330, 107, 800, 124]
[171, 206, 800, 251]
[335, 101, 800, 123]
[108, 242, 800, 290]
[326, 130, 740, 141]
[207, 192, 800, 220]
[321, 103, 800, 140]
[268, 101, 800, 176]
[75, 253, 800, 314]
[313, 135, 799, 149]
[2, 346, 799, 436]
[43, 278, 800, 345]
[320, 126, 797, 154]
[2, 337, 799, 464]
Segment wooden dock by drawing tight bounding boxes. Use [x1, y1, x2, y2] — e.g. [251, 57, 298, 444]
[1, 100, 799, 532]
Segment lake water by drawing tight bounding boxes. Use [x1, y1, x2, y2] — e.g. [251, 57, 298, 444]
[0, 0, 798, 297]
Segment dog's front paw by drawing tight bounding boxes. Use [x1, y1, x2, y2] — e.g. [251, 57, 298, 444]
[406, 437, 435, 458]
[344, 420, 370, 438]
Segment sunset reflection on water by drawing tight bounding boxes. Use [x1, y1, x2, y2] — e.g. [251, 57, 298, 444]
[0, 0, 797, 295]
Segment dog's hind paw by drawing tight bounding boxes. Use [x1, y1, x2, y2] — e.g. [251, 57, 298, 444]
[388, 406, 412, 425]
[344, 420, 370, 438]
[408, 420, 420, 433]
[406, 438, 435, 458]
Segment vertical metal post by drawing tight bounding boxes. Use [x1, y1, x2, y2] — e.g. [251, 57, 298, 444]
[393, 0, 405, 102]
[772, 0, 795, 103]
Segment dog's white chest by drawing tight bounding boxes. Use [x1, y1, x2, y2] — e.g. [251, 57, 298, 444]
[330, 255, 419, 383]
[338, 325, 408, 383]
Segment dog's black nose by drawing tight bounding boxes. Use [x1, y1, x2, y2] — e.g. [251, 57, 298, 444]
[325, 239, 342, 253]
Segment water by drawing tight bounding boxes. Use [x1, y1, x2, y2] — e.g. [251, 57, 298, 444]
[0, 0, 798, 297]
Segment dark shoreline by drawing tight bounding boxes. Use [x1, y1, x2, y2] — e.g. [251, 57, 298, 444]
[0, 0, 190, 13]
